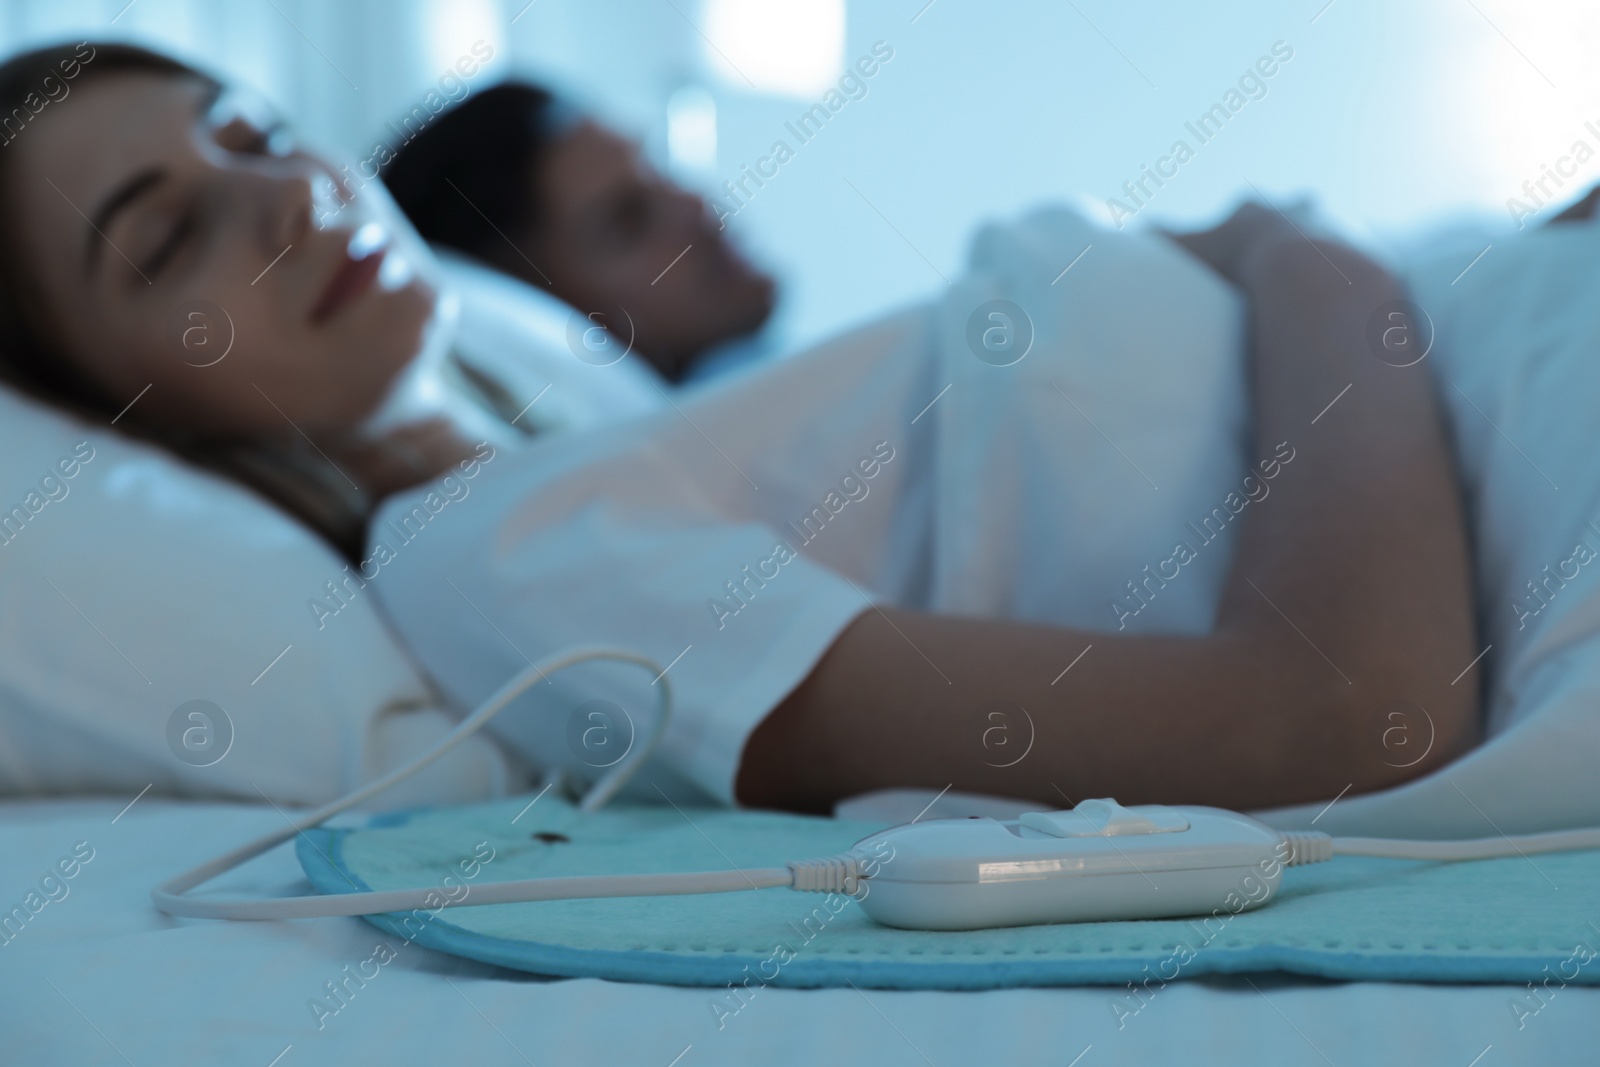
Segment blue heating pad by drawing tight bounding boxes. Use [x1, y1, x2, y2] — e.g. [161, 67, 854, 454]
[297, 791, 1600, 990]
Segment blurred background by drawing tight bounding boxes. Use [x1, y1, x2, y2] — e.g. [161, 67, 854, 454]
[3, 0, 1596, 350]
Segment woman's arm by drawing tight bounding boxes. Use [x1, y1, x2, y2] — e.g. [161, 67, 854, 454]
[737, 229, 1480, 814]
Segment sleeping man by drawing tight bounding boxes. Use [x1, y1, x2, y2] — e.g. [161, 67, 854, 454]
[380, 83, 780, 385]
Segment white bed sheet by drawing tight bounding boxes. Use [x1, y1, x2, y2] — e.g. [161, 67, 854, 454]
[1, 797, 1595, 1066]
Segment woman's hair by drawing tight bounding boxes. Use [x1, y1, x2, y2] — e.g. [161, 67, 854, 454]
[381, 82, 580, 274]
[0, 41, 373, 561]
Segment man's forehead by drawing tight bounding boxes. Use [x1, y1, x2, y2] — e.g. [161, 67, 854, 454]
[557, 123, 641, 176]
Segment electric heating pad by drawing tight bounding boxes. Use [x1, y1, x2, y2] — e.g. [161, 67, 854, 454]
[296, 790, 1600, 991]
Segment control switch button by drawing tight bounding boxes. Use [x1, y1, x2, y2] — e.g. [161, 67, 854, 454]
[1019, 798, 1190, 838]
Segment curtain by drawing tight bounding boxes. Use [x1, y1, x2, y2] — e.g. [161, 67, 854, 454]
[0, 0, 702, 162]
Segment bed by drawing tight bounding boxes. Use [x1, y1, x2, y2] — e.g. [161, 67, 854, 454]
[7, 213, 1600, 1064]
[4, 794, 1596, 1066]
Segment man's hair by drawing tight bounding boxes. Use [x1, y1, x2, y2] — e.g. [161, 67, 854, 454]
[381, 82, 579, 272]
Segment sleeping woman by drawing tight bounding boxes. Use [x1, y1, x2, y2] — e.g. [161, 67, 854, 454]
[0, 42, 1483, 816]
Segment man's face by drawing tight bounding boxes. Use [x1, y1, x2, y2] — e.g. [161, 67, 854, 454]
[525, 121, 776, 382]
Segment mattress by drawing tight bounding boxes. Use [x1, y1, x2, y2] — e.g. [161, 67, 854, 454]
[3, 796, 1596, 1065]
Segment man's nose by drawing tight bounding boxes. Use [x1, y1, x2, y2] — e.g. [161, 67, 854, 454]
[668, 184, 714, 231]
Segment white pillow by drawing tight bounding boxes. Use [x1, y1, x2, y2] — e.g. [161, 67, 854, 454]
[435, 250, 667, 432]
[0, 344, 553, 808]
[1253, 214, 1600, 837]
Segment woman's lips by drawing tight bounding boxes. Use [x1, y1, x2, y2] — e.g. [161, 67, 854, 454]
[309, 244, 387, 324]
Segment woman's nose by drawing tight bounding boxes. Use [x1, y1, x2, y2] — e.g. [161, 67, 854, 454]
[250, 166, 318, 253]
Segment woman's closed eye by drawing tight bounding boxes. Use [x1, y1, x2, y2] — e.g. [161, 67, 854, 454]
[116, 119, 301, 285]
[139, 206, 197, 278]
[130, 120, 291, 282]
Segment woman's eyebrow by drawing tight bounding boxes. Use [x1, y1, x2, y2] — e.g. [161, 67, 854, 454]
[86, 166, 165, 275]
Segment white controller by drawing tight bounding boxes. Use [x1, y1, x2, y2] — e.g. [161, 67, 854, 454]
[849, 798, 1288, 931]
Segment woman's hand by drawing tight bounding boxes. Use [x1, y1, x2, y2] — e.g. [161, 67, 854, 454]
[1162, 201, 1307, 287]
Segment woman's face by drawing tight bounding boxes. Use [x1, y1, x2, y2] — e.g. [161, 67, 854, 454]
[4, 71, 438, 437]
[528, 121, 776, 381]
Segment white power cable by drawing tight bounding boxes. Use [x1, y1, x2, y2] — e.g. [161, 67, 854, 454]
[1278, 827, 1600, 867]
[153, 646, 867, 921]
